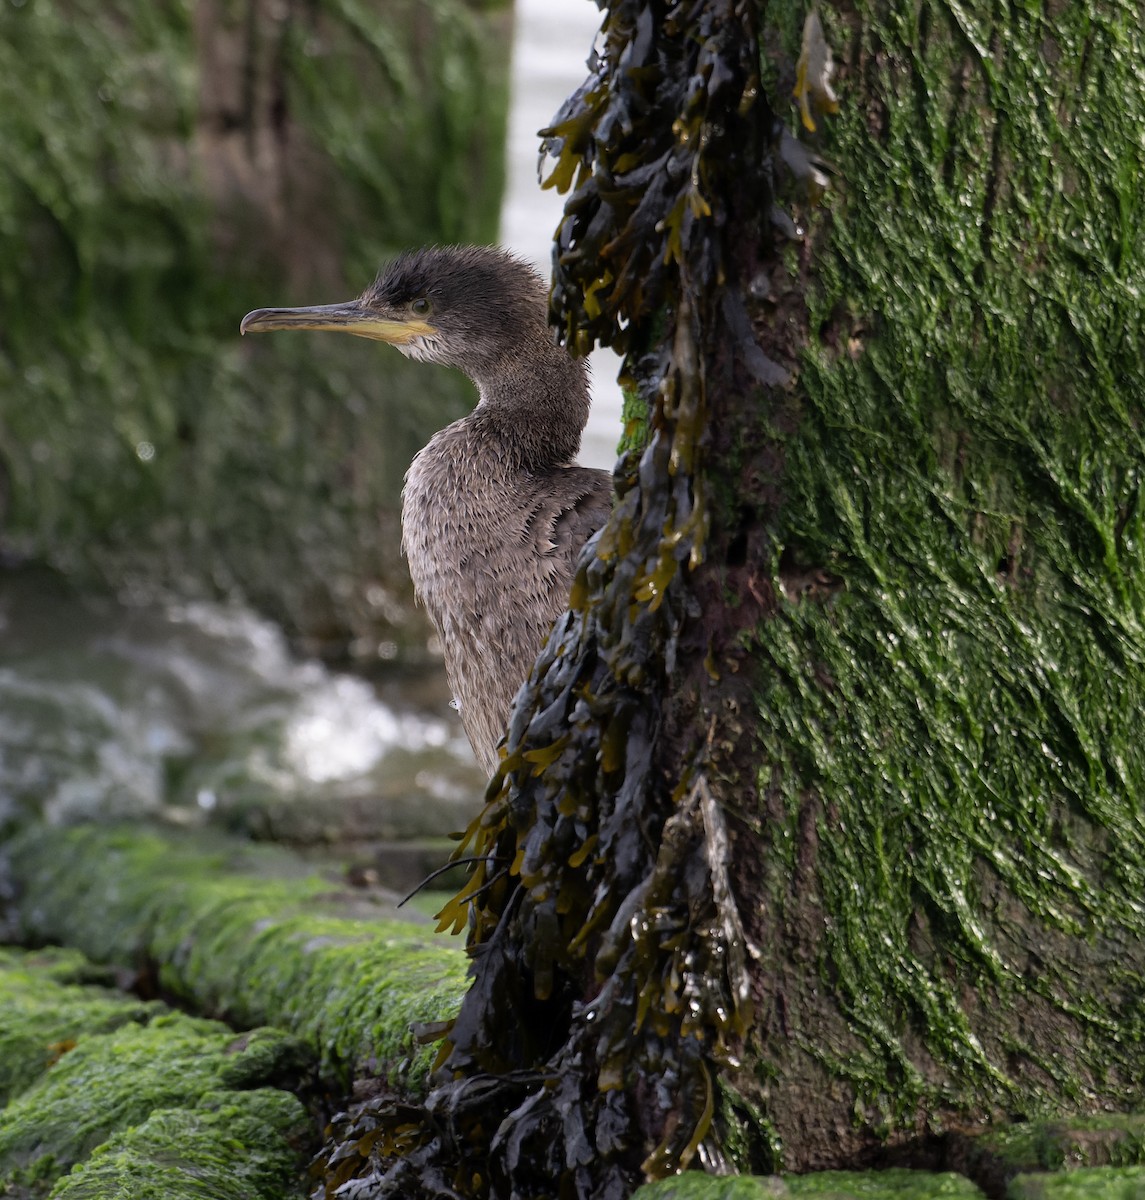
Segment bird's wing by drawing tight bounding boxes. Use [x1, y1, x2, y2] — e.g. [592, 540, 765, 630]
[451, 466, 609, 768]
[544, 466, 612, 572]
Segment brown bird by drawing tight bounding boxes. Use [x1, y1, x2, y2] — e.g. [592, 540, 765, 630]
[241, 246, 612, 775]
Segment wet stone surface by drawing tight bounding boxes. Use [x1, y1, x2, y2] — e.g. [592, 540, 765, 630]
[0, 947, 311, 1199]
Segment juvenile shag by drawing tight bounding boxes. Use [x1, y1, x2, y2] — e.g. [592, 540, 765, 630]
[241, 246, 612, 775]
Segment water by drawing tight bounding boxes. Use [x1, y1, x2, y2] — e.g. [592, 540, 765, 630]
[0, 567, 481, 841]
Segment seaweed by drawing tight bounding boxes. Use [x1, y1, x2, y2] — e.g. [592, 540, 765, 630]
[312, 2, 795, 1196]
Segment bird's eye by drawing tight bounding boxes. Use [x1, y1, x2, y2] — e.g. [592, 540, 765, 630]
[410, 297, 431, 316]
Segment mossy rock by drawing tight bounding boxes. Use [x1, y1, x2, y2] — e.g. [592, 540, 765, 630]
[948, 1115, 1145, 1196]
[634, 1176, 792, 1199]
[5, 824, 468, 1082]
[0, 947, 162, 1106]
[633, 1170, 987, 1199]
[1007, 1165, 1145, 1199]
[785, 1171, 985, 1198]
[0, 1013, 307, 1192]
[47, 1089, 310, 1200]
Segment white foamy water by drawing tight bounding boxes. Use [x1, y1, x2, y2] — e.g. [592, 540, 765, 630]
[0, 571, 480, 837]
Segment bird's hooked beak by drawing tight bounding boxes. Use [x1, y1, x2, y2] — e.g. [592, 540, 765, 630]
[239, 299, 435, 345]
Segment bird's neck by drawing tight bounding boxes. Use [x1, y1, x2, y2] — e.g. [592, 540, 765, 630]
[468, 340, 590, 472]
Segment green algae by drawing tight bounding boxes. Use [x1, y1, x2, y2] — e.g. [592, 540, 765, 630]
[786, 1170, 985, 1197]
[6, 825, 468, 1083]
[0, 0, 509, 655]
[0, 914, 312, 1197]
[734, 0, 1145, 1150]
[0, 947, 162, 1106]
[955, 1114, 1145, 1180]
[632, 1170, 988, 1200]
[47, 1089, 309, 1200]
[0, 1013, 305, 1190]
[1007, 1166, 1145, 1199]
[634, 1175, 792, 1199]
[618, 379, 650, 457]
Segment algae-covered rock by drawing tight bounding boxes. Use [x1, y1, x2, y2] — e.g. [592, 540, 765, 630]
[1007, 1165, 1145, 1199]
[785, 1170, 985, 1198]
[0, 1012, 306, 1191]
[632, 1170, 988, 1199]
[634, 1175, 792, 1198]
[48, 1089, 310, 1200]
[6, 824, 468, 1081]
[0, 0, 510, 656]
[0, 947, 161, 1106]
[948, 1115, 1145, 1197]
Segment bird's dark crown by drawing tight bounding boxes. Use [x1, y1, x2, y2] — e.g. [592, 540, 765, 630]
[363, 245, 547, 329]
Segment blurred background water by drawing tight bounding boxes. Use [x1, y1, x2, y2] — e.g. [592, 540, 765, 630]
[0, 0, 616, 846]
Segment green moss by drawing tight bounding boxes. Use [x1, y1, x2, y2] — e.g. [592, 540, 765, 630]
[632, 1171, 988, 1200]
[47, 1089, 309, 1200]
[619, 379, 651, 456]
[786, 1170, 985, 1198]
[742, 0, 1145, 1135]
[716, 1082, 785, 1177]
[7, 825, 468, 1082]
[633, 1175, 791, 1198]
[1007, 1166, 1145, 1199]
[0, 947, 162, 1106]
[0, 1014, 304, 1190]
[285, 0, 508, 259]
[965, 1114, 1145, 1175]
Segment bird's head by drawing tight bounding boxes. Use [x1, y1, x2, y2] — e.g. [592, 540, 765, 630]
[240, 245, 550, 377]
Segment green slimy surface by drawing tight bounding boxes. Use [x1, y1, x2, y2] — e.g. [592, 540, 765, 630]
[1007, 1166, 1145, 1199]
[634, 1175, 792, 1199]
[46, 1090, 309, 1200]
[787, 1171, 985, 1197]
[632, 1169, 988, 1199]
[0, 1004, 306, 1194]
[0, 947, 160, 1107]
[972, 1115, 1145, 1172]
[7, 825, 468, 1083]
[735, 0, 1145, 1144]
